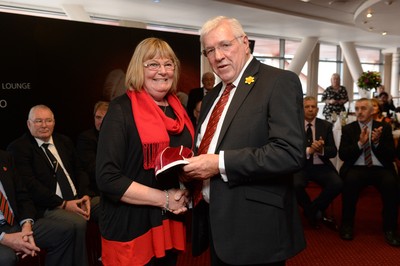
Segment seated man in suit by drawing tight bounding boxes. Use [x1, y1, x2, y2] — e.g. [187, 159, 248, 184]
[76, 101, 109, 222]
[7, 104, 97, 265]
[294, 96, 342, 229]
[0, 149, 74, 266]
[339, 98, 400, 246]
[186, 71, 215, 126]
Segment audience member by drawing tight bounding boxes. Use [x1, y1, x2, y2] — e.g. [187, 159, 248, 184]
[294, 96, 342, 229]
[176, 91, 189, 107]
[0, 149, 74, 266]
[96, 37, 193, 266]
[379, 91, 396, 117]
[193, 100, 202, 126]
[321, 73, 349, 121]
[370, 98, 390, 124]
[182, 16, 305, 266]
[186, 72, 215, 125]
[338, 98, 400, 246]
[7, 104, 96, 266]
[373, 84, 386, 98]
[76, 101, 109, 222]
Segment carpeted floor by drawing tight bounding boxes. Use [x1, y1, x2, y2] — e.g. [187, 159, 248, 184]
[178, 186, 400, 266]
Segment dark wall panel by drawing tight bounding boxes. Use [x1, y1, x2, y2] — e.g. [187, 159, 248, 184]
[0, 12, 200, 149]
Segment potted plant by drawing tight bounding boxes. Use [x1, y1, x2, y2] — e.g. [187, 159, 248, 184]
[357, 71, 382, 98]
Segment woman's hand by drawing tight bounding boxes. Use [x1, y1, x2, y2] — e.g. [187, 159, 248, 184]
[166, 188, 189, 214]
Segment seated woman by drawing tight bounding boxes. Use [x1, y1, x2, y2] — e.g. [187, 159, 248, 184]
[371, 98, 391, 124]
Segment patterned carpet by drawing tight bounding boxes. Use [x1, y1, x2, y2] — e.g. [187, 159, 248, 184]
[178, 187, 400, 266]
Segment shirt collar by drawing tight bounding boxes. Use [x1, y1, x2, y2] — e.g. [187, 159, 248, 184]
[305, 119, 316, 128]
[225, 55, 253, 89]
[34, 136, 54, 148]
[358, 120, 372, 129]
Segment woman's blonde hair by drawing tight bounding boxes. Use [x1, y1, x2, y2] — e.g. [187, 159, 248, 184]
[125, 37, 180, 93]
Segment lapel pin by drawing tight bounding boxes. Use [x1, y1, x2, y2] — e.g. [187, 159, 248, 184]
[245, 76, 255, 85]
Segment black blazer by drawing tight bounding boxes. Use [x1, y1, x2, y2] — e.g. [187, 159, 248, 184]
[7, 132, 94, 217]
[312, 118, 337, 171]
[193, 58, 306, 264]
[0, 150, 36, 222]
[339, 120, 395, 177]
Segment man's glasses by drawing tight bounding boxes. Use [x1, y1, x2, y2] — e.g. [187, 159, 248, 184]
[202, 36, 243, 58]
[143, 62, 175, 71]
[30, 118, 54, 125]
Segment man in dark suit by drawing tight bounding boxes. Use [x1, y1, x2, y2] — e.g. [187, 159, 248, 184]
[7, 104, 97, 265]
[294, 96, 342, 229]
[339, 98, 400, 246]
[183, 16, 305, 266]
[76, 101, 109, 222]
[0, 149, 74, 266]
[186, 71, 215, 126]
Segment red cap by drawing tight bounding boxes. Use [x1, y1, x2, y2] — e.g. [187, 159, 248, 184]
[155, 145, 193, 177]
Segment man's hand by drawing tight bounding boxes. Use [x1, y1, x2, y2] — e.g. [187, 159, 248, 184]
[1, 231, 40, 259]
[311, 137, 324, 154]
[21, 221, 38, 257]
[372, 126, 383, 144]
[181, 154, 219, 182]
[64, 195, 91, 220]
[167, 189, 189, 215]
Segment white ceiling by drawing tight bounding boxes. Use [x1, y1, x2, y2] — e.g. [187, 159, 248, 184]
[1, 0, 400, 50]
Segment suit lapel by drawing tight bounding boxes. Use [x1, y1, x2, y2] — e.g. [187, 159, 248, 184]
[216, 58, 260, 150]
[29, 134, 54, 170]
[53, 136, 71, 173]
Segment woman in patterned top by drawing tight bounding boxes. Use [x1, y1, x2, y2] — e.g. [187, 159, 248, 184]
[321, 73, 349, 120]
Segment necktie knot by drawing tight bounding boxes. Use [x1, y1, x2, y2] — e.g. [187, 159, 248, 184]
[225, 83, 235, 93]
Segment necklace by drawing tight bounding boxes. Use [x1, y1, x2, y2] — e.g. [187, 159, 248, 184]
[157, 99, 168, 113]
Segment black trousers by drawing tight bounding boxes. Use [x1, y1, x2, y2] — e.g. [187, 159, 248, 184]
[294, 164, 342, 214]
[341, 166, 399, 231]
[0, 218, 74, 266]
[198, 201, 286, 266]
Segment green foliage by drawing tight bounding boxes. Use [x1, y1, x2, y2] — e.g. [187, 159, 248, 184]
[357, 71, 382, 91]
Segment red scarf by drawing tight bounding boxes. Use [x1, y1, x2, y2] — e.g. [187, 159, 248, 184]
[127, 89, 194, 169]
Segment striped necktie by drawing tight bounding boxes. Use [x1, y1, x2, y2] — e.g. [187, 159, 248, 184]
[306, 123, 313, 163]
[42, 143, 75, 200]
[363, 125, 373, 167]
[0, 190, 14, 225]
[193, 84, 234, 206]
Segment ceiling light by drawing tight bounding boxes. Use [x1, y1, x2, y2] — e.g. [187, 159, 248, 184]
[300, 0, 310, 2]
[366, 12, 372, 18]
[382, 31, 387, 35]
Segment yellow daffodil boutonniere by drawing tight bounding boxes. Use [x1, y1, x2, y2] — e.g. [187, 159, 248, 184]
[245, 76, 255, 85]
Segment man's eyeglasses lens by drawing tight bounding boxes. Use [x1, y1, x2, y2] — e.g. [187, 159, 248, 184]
[202, 36, 242, 57]
[32, 119, 54, 125]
